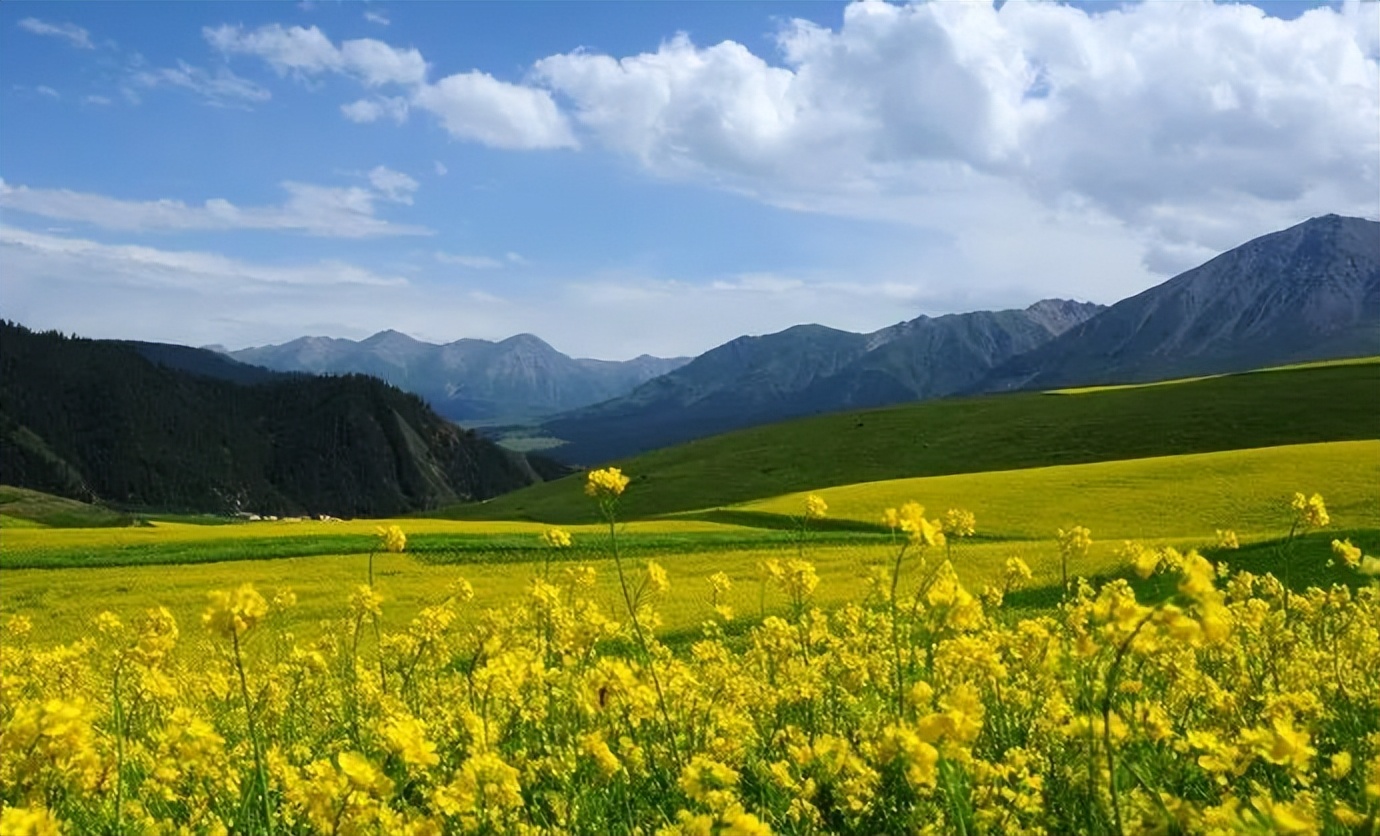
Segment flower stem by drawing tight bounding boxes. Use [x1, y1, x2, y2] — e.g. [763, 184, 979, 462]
[232, 629, 275, 836]
[606, 507, 681, 768]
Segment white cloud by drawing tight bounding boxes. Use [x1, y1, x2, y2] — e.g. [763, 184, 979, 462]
[364, 9, 390, 26]
[205, 23, 426, 86]
[341, 95, 409, 123]
[0, 222, 1007, 358]
[412, 71, 577, 149]
[35, 86, 60, 99]
[435, 252, 505, 269]
[0, 225, 407, 290]
[433, 161, 448, 176]
[84, 95, 113, 106]
[367, 166, 418, 203]
[0, 225, 420, 350]
[209, 22, 575, 150]
[17, 18, 93, 49]
[0, 177, 430, 238]
[533, 0, 1380, 274]
[129, 61, 271, 107]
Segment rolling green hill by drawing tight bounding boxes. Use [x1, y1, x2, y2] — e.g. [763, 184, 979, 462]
[739, 440, 1380, 541]
[0, 485, 134, 529]
[438, 358, 1380, 523]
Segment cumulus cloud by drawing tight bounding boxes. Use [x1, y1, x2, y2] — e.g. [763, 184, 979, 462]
[205, 1, 1377, 273]
[17, 17, 93, 49]
[411, 71, 577, 149]
[341, 95, 409, 123]
[534, 0, 1379, 272]
[0, 176, 430, 238]
[205, 23, 427, 86]
[367, 166, 418, 203]
[208, 22, 576, 149]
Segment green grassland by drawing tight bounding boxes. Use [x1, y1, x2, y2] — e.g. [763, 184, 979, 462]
[440, 359, 1380, 523]
[3, 358, 1377, 651]
[0, 485, 134, 528]
[0, 517, 768, 570]
[4, 439, 1375, 647]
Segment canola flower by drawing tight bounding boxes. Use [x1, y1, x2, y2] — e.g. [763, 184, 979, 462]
[541, 527, 573, 549]
[1292, 492, 1330, 529]
[1, 490, 1378, 836]
[201, 583, 268, 639]
[584, 466, 630, 500]
[377, 524, 408, 554]
[1057, 524, 1094, 591]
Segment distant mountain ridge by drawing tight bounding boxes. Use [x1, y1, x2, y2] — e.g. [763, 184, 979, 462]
[0, 322, 565, 517]
[228, 331, 689, 424]
[521, 214, 1379, 466]
[534, 299, 1104, 464]
[977, 214, 1380, 392]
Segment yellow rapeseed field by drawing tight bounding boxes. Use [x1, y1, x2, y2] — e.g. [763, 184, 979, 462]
[3, 463, 1380, 835]
[739, 441, 1380, 539]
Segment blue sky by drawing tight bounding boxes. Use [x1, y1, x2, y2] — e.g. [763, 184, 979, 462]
[1, 1, 1376, 359]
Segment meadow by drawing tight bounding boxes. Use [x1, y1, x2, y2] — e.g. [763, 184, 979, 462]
[2, 363, 1379, 835]
[452, 359, 1380, 523]
[3, 439, 1376, 644]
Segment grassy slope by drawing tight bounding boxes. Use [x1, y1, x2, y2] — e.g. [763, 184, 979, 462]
[739, 440, 1380, 539]
[439, 359, 1380, 523]
[0, 517, 759, 570]
[5, 440, 1377, 645]
[0, 485, 133, 528]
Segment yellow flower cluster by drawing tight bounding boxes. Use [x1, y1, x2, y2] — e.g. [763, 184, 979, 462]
[882, 502, 945, 548]
[200, 583, 268, 639]
[376, 524, 407, 553]
[584, 466, 630, 499]
[803, 494, 828, 520]
[541, 527, 573, 548]
[942, 507, 976, 538]
[2, 490, 1378, 836]
[1292, 492, 1330, 529]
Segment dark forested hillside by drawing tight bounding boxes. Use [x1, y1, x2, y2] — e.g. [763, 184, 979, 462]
[0, 322, 566, 517]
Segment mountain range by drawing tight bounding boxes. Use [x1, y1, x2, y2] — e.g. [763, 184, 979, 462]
[227, 331, 689, 425]
[0, 322, 565, 517]
[219, 214, 1379, 468]
[523, 214, 1378, 463]
[532, 298, 1105, 464]
[978, 213, 1380, 391]
[4, 213, 1372, 518]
